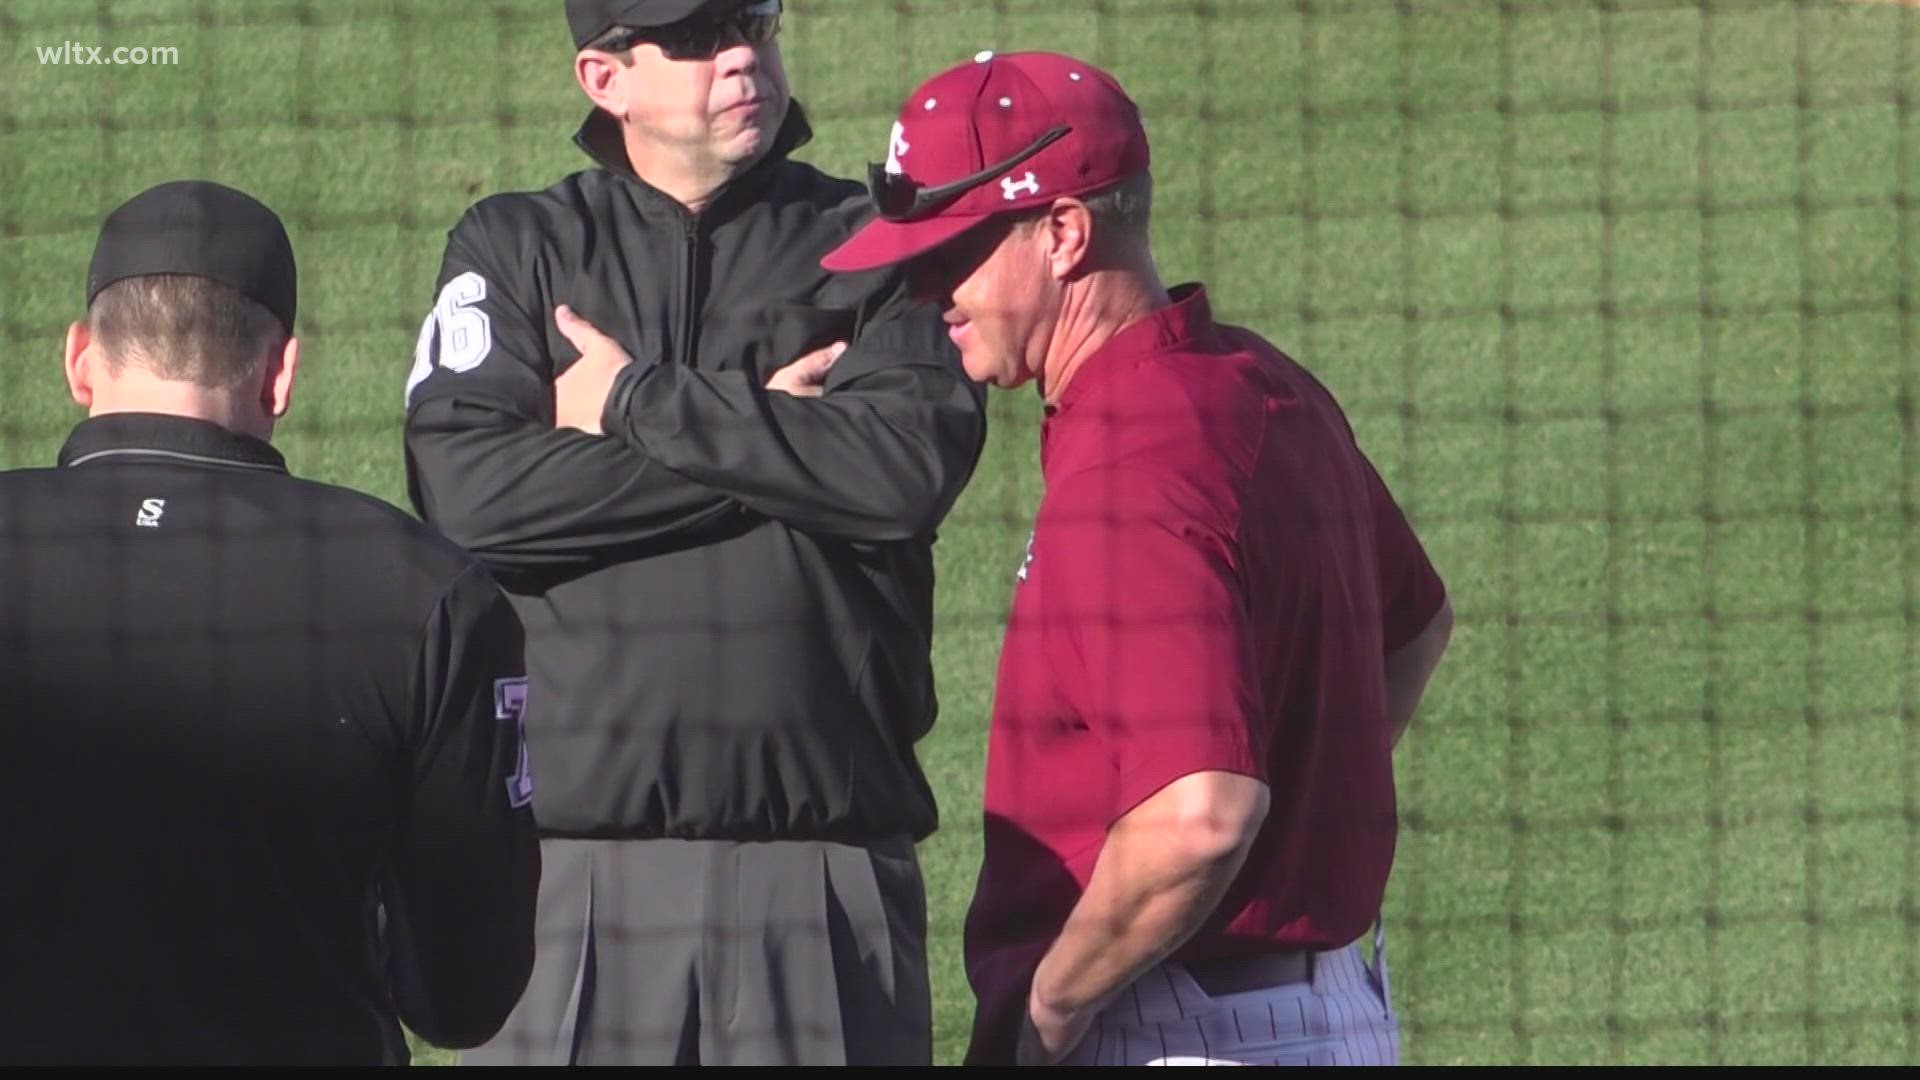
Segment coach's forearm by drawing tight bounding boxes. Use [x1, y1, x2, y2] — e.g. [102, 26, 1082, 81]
[1030, 772, 1268, 1024]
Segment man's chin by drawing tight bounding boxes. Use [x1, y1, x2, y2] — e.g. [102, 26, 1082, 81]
[963, 355, 1021, 391]
[726, 101, 784, 142]
[717, 124, 776, 167]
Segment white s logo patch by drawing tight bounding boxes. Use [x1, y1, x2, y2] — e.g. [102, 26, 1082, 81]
[135, 498, 165, 528]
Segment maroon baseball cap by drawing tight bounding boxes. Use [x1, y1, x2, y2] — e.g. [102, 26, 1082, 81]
[820, 50, 1150, 274]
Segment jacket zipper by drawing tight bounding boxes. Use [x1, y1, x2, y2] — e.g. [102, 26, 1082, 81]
[677, 214, 700, 367]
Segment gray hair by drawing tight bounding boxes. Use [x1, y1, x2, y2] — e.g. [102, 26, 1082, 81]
[1080, 170, 1154, 258]
[1013, 171, 1154, 262]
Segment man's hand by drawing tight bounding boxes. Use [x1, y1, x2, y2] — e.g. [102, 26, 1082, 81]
[1016, 771, 1269, 1065]
[766, 341, 846, 397]
[552, 304, 632, 435]
[1017, 989, 1097, 1066]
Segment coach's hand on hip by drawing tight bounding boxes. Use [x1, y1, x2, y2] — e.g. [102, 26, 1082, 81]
[553, 304, 630, 435]
[1016, 990, 1094, 1066]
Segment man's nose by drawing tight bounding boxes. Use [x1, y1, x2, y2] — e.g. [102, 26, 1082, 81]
[714, 33, 760, 79]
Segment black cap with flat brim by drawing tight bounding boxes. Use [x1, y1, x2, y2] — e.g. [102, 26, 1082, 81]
[566, 0, 735, 48]
[85, 180, 297, 335]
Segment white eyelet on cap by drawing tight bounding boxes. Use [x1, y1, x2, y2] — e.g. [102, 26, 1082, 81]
[998, 97, 1012, 108]
[924, 98, 937, 110]
[975, 50, 994, 62]
[1069, 72, 1083, 81]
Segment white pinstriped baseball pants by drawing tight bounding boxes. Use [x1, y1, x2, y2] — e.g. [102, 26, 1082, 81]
[1059, 925, 1398, 1066]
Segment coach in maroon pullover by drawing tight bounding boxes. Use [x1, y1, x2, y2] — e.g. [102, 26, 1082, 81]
[820, 49, 1455, 1067]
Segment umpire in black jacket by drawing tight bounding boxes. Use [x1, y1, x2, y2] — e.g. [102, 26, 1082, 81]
[400, 0, 987, 1067]
[0, 180, 541, 1064]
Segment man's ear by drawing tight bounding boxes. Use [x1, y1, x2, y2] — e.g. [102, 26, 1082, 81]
[65, 320, 94, 409]
[262, 335, 299, 420]
[575, 48, 630, 120]
[1043, 198, 1095, 282]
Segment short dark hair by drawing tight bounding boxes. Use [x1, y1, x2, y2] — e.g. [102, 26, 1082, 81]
[87, 273, 288, 391]
[586, 25, 641, 67]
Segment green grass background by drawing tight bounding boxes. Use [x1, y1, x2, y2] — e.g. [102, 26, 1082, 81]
[3, 0, 1917, 1065]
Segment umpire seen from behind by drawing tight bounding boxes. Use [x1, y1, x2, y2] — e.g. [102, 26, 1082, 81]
[401, 0, 987, 1066]
[0, 180, 541, 1065]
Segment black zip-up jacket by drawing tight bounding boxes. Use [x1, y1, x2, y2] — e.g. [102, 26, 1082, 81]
[401, 102, 987, 845]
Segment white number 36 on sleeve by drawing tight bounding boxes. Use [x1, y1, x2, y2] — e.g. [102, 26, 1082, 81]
[405, 271, 494, 404]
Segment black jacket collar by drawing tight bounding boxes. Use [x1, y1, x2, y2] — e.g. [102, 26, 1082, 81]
[571, 98, 816, 218]
[57, 413, 289, 474]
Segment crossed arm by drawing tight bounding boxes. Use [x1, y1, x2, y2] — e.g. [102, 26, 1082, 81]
[402, 218, 984, 588]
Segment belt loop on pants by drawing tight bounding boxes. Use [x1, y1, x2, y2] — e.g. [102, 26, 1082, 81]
[1371, 918, 1392, 1011]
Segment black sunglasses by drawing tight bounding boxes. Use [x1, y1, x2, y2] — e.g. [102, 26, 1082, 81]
[602, 0, 782, 62]
[868, 125, 1072, 223]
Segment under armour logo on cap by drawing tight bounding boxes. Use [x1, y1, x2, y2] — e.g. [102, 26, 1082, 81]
[1001, 172, 1040, 200]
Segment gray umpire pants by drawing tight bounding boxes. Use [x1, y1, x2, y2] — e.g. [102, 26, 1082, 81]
[458, 835, 932, 1066]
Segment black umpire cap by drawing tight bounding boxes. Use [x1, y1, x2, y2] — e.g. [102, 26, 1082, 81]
[565, 0, 740, 48]
[85, 179, 298, 335]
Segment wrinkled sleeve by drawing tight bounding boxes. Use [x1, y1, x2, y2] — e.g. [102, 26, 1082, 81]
[402, 204, 751, 588]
